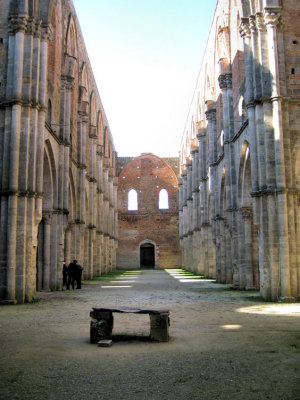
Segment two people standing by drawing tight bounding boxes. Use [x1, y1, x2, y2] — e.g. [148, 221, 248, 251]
[62, 260, 83, 290]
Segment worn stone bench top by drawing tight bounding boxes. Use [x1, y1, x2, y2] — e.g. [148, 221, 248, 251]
[91, 306, 169, 315]
[90, 306, 170, 343]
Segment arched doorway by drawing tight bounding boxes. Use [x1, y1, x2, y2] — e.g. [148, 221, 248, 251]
[36, 142, 56, 291]
[140, 243, 155, 269]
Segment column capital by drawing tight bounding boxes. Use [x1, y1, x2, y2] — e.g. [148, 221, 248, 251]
[264, 8, 281, 28]
[256, 12, 266, 32]
[239, 18, 251, 39]
[218, 74, 227, 90]
[43, 212, 52, 225]
[218, 73, 232, 90]
[197, 128, 207, 140]
[249, 15, 257, 33]
[190, 146, 198, 155]
[61, 75, 75, 90]
[41, 23, 53, 41]
[186, 160, 192, 169]
[205, 107, 216, 122]
[9, 13, 27, 33]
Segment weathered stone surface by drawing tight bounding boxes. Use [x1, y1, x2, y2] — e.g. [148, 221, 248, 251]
[0, 0, 117, 304]
[179, 0, 300, 302]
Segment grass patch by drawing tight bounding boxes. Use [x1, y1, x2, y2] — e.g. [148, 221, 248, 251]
[88, 270, 138, 281]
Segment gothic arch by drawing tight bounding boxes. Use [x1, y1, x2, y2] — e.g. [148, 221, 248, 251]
[237, 141, 259, 289]
[66, 13, 78, 59]
[90, 91, 97, 128]
[238, 141, 252, 207]
[36, 139, 57, 291]
[64, 13, 78, 78]
[43, 139, 57, 211]
[97, 111, 104, 146]
[138, 239, 157, 269]
[68, 168, 76, 222]
[104, 127, 110, 158]
[79, 62, 89, 105]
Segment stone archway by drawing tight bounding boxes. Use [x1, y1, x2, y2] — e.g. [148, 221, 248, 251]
[36, 143, 56, 291]
[237, 142, 259, 290]
[138, 239, 157, 269]
[140, 243, 155, 269]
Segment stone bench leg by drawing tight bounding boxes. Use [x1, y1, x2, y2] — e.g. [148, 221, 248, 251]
[150, 313, 170, 342]
[90, 313, 114, 343]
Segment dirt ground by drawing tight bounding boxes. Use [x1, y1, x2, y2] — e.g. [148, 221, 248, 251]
[0, 269, 300, 400]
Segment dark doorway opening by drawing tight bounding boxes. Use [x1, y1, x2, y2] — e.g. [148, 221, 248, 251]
[140, 243, 155, 269]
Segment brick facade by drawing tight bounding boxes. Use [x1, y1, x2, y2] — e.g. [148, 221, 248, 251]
[117, 154, 181, 269]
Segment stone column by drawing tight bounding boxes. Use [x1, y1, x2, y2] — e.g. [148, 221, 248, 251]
[264, 8, 292, 301]
[205, 103, 217, 277]
[65, 228, 71, 265]
[186, 161, 193, 270]
[181, 172, 187, 268]
[42, 213, 52, 290]
[4, 14, 27, 303]
[113, 178, 118, 270]
[205, 103, 217, 234]
[191, 147, 200, 272]
[178, 180, 183, 266]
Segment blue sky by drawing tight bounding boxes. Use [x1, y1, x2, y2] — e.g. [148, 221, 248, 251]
[72, 0, 217, 157]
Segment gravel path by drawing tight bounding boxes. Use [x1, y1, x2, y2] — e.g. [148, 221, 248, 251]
[0, 269, 300, 400]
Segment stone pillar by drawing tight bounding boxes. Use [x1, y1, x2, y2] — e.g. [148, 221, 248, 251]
[113, 179, 118, 270]
[42, 213, 52, 290]
[264, 8, 292, 301]
[178, 180, 183, 266]
[205, 103, 217, 234]
[186, 161, 193, 270]
[65, 228, 71, 265]
[4, 14, 27, 303]
[205, 103, 217, 277]
[191, 147, 200, 272]
[181, 172, 187, 268]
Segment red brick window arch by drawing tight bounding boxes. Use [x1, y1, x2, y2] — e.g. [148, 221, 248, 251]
[159, 189, 169, 209]
[128, 189, 138, 211]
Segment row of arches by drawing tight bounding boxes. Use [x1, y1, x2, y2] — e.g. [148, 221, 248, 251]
[179, 0, 300, 301]
[0, 0, 118, 303]
[35, 0, 118, 293]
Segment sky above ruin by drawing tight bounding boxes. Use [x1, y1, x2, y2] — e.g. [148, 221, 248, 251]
[72, 0, 217, 157]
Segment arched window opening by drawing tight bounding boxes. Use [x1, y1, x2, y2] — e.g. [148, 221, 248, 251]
[128, 189, 138, 211]
[159, 189, 169, 209]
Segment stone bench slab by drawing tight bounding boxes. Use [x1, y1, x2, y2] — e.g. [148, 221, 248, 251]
[90, 306, 170, 343]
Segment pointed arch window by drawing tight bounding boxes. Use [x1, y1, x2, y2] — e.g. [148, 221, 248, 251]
[128, 189, 138, 211]
[159, 189, 169, 209]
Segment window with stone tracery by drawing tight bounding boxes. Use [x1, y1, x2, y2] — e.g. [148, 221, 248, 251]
[128, 189, 138, 210]
[158, 189, 169, 209]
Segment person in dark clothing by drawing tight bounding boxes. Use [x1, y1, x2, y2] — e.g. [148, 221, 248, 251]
[75, 262, 83, 289]
[62, 262, 69, 289]
[68, 260, 77, 290]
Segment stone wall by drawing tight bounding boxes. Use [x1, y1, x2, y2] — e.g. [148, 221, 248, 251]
[117, 154, 181, 269]
[179, 0, 300, 301]
[0, 0, 117, 304]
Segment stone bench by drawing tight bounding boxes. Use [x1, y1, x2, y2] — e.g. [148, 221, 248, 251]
[90, 306, 170, 343]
